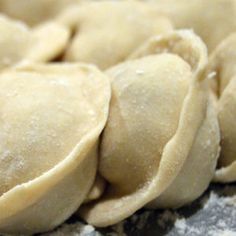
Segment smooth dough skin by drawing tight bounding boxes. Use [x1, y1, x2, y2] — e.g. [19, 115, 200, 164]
[84, 175, 106, 204]
[58, 0, 173, 69]
[151, 0, 236, 52]
[0, 63, 110, 234]
[207, 33, 236, 183]
[0, 14, 70, 69]
[79, 31, 220, 227]
[0, 0, 79, 26]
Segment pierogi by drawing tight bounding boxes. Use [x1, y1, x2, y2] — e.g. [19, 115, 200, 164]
[152, 0, 236, 52]
[0, 14, 70, 69]
[79, 31, 220, 227]
[0, 0, 79, 26]
[58, 0, 173, 69]
[0, 63, 110, 234]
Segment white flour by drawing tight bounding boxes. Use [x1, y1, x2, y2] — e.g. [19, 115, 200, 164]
[42, 186, 236, 236]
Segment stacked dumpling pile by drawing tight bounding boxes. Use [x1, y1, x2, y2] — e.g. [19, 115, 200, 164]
[0, 0, 234, 234]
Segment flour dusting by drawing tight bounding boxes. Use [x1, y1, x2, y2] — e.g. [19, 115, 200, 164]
[41, 186, 236, 236]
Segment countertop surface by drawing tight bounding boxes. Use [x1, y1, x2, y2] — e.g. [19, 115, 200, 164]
[43, 183, 236, 236]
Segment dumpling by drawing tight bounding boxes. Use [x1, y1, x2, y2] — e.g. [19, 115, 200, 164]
[0, 0, 79, 26]
[151, 0, 236, 52]
[79, 30, 220, 227]
[207, 33, 236, 183]
[0, 63, 110, 234]
[0, 14, 70, 69]
[58, 1, 173, 69]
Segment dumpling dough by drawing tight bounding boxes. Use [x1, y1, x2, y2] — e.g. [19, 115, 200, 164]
[151, 0, 236, 52]
[0, 0, 79, 26]
[84, 175, 106, 204]
[0, 63, 110, 234]
[0, 14, 70, 69]
[58, 0, 172, 69]
[79, 31, 220, 227]
[207, 33, 236, 183]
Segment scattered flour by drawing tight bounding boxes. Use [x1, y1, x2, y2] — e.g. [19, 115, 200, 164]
[174, 218, 187, 234]
[41, 187, 236, 236]
[0, 188, 224, 236]
[43, 222, 101, 236]
[213, 230, 236, 236]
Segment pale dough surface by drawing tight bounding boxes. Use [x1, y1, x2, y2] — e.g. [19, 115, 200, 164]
[0, 63, 110, 234]
[207, 33, 236, 183]
[0, 14, 70, 69]
[79, 31, 220, 227]
[0, 0, 79, 25]
[151, 0, 236, 52]
[59, 1, 173, 69]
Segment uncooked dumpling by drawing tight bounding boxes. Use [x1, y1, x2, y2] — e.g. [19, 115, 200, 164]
[0, 14, 70, 69]
[79, 31, 220, 227]
[0, 0, 79, 26]
[58, 0, 172, 69]
[151, 0, 236, 52]
[0, 63, 110, 234]
[207, 33, 236, 183]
